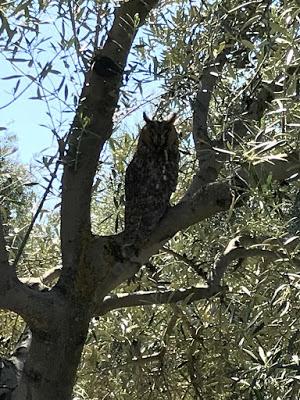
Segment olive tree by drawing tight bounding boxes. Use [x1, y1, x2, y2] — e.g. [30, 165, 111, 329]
[0, 0, 300, 399]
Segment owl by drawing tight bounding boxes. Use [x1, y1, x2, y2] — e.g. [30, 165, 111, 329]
[124, 112, 179, 243]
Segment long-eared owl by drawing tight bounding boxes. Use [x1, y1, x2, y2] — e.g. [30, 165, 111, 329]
[124, 112, 179, 243]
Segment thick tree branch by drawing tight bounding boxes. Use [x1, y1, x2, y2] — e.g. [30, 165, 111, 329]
[0, 215, 52, 324]
[97, 235, 283, 315]
[87, 182, 232, 300]
[190, 51, 229, 189]
[0, 283, 61, 331]
[147, 182, 232, 248]
[148, 152, 300, 249]
[208, 237, 280, 285]
[99, 286, 220, 315]
[186, 2, 283, 199]
[103, 0, 159, 58]
[0, 327, 34, 398]
[237, 151, 300, 186]
[89, 150, 299, 298]
[59, 0, 159, 285]
[185, 1, 268, 196]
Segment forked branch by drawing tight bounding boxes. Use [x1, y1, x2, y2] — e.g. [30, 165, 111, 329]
[97, 235, 285, 314]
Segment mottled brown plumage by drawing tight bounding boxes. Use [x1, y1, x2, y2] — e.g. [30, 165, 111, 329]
[124, 112, 179, 243]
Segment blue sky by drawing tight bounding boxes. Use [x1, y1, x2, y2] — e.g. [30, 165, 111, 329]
[1, 80, 54, 163]
[0, 7, 82, 165]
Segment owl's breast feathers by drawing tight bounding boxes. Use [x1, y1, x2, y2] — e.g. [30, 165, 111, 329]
[125, 145, 178, 198]
[124, 113, 179, 241]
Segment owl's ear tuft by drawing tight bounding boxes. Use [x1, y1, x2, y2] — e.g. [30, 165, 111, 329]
[167, 113, 177, 125]
[143, 112, 152, 124]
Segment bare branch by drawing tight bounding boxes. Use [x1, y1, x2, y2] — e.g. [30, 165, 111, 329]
[191, 51, 229, 188]
[99, 285, 220, 315]
[186, 3, 286, 198]
[208, 237, 280, 286]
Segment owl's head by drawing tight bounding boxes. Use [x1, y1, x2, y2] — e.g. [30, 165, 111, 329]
[139, 112, 178, 149]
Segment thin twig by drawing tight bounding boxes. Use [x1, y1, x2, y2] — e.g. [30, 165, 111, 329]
[12, 160, 60, 269]
[67, 0, 85, 66]
[163, 247, 207, 279]
[0, 213, 9, 269]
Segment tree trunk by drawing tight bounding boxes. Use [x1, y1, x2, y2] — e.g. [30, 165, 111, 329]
[12, 307, 90, 400]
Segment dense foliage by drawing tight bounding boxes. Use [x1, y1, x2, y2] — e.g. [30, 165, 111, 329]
[0, 0, 300, 399]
